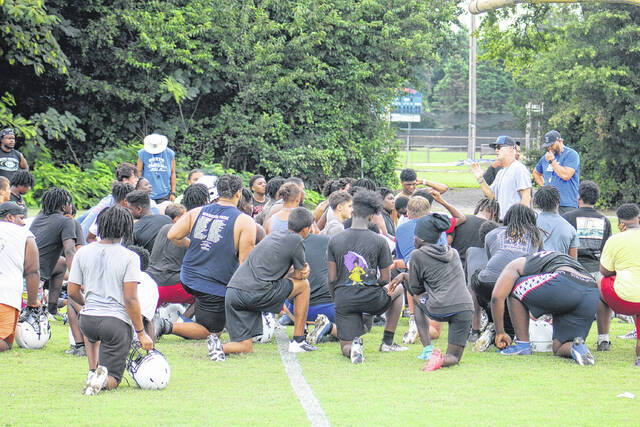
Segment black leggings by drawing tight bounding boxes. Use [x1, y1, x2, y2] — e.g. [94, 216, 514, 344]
[470, 272, 515, 337]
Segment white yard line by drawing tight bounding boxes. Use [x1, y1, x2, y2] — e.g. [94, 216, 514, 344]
[275, 328, 330, 427]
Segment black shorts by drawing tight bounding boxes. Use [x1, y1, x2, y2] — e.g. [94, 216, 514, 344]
[334, 286, 393, 341]
[513, 271, 599, 344]
[79, 314, 132, 383]
[416, 302, 473, 347]
[183, 285, 226, 333]
[225, 278, 293, 342]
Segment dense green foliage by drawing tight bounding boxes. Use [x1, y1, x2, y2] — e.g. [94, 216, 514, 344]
[1, 0, 461, 203]
[479, 4, 640, 206]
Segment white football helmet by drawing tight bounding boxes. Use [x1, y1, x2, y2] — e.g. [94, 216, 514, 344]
[529, 318, 553, 352]
[127, 342, 171, 390]
[15, 308, 51, 349]
[252, 312, 275, 344]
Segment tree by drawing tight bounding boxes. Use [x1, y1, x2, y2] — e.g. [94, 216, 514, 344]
[479, 4, 640, 206]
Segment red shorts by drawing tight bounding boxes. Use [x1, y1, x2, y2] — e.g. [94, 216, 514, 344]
[157, 284, 195, 307]
[0, 304, 20, 345]
[600, 275, 640, 332]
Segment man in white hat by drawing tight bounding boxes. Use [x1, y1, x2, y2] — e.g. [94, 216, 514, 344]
[137, 134, 176, 203]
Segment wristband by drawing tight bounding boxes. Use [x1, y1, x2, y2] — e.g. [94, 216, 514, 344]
[170, 192, 176, 196]
[135, 328, 144, 334]
[476, 177, 484, 184]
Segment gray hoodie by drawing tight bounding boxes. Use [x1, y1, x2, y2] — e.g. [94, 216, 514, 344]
[408, 243, 474, 315]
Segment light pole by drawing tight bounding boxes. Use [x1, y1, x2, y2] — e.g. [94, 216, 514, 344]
[467, 9, 477, 161]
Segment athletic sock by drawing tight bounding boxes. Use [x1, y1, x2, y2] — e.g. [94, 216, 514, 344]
[598, 334, 610, 344]
[75, 343, 85, 349]
[48, 302, 58, 315]
[472, 329, 480, 334]
[515, 340, 530, 345]
[293, 335, 305, 343]
[382, 330, 395, 346]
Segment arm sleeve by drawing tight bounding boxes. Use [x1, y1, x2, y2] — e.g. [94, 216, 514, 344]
[570, 229, 580, 249]
[407, 256, 422, 296]
[378, 236, 393, 270]
[291, 240, 306, 270]
[515, 164, 533, 191]
[61, 217, 78, 242]
[563, 150, 580, 171]
[535, 157, 544, 174]
[68, 251, 84, 285]
[123, 252, 142, 283]
[599, 239, 616, 272]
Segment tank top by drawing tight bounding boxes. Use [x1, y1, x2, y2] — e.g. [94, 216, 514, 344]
[270, 214, 289, 233]
[137, 148, 175, 200]
[180, 204, 241, 296]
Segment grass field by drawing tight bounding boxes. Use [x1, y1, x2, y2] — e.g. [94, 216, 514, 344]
[396, 149, 492, 188]
[3, 316, 639, 426]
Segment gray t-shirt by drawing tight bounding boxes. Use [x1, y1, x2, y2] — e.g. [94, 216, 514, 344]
[69, 242, 142, 326]
[478, 227, 538, 284]
[490, 160, 531, 221]
[536, 212, 579, 255]
[227, 230, 306, 292]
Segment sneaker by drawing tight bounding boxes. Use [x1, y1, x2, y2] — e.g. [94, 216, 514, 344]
[571, 337, 595, 366]
[617, 329, 637, 340]
[288, 339, 318, 353]
[379, 342, 409, 352]
[82, 365, 108, 395]
[479, 309, 489, 331]
[473, 323, 495, 352]
[402, 315, 419, 344]
[307, 314, 331, 345]
[498, 341, 532, 355]
[66, 345, 86, 357]
[615, 313, 635, 324]
[402, 308, 411, 318]
[278, 313, 293, 326]
[350, 337, 364, 364]
[467, 330, 480, 344]
[596, 341, 610, 352]
[153, 315, 172, 341]
[417, 344, 434, 360]
[421, 348, 444, 371]
[207, 334, 225, 362]
[635, 358, 640, 367]
[46, 311, 67, 323]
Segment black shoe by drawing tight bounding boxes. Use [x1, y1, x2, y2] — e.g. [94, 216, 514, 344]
[596, 341, 610, 351]
[153, 316, 172, 340]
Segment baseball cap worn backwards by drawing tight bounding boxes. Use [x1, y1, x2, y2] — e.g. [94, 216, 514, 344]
[0, 201, 25, 216]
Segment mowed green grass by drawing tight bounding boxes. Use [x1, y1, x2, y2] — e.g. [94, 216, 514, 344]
[3, 318, 639, 426]
[396, 150, 489, 188]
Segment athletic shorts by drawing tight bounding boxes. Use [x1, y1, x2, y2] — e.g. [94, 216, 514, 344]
[183, 285, 225, 333]
[225, 278, 293, 342]
[79, 314, 132, 382]
[600, 275, 640, 334]
[0, 304, 19, 346]
[285, 300, 335, 323]
[157, 283, 196, 306]
[416, 302, 473, 347]
[513, 271, 599, 344]
[333, 286, 393, 341]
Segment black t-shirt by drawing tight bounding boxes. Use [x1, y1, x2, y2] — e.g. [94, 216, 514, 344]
[483, 164, 502, 186]
[522, 251, 592, 278]
[303, 233, 332, 305]
[381, 210, 396, 237]
[147, 224, 186, 287]
[30, 212, 77, 280]
[133, 214, 173, 253]
[9, 192, 26, 217]
[73, 219, 85, 246]
[327, 228, 393, 290]
[228, 230, 306, 291]
[562, 207, 612, 272]
[450, 215, 487, 266]
[252, 195, 269, 218]
[0, 148, 22, 181]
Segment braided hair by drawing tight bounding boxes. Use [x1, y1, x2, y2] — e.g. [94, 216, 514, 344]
[503, 204, 541, 248]
[97, 205, 133, 241]
[10, 170, 35, 188]
[473, 198, 500, 222]
[182, 183, 210, 211]
[41, 187, 72, 215]
[216, 174, 243, 199]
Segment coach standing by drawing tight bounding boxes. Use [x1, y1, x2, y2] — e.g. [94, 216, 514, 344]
[533, 130, 580, 214]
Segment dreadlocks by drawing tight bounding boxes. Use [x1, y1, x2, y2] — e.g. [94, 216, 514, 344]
[182, 183, 210, 211]
[473, 198, 500, 222]
[10, 170, 35, 188]
[97, 205, 133, 241]
[503, 204, 541, 248]
[41, 187, 72, 215]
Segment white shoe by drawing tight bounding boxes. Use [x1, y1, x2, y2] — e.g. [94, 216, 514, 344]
[379, 342, 409, 352]
[82, 366, 108, 395]
[288, 339, 318, 353]
[350, 337, 364, 364]
[307, 314, 331, 345]
[207, 334, 226, 362]
[473, 323, 495, 352]
[402, 315, 419, 344]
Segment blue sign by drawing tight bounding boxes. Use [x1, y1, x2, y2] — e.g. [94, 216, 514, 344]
[392, 89, 422, 115]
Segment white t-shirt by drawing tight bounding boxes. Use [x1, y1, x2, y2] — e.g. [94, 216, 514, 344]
[0, 222, 33, 309]
[491, 160, 532, 220]
[69, 242, 142, 326]
[138, 272, 159, 321]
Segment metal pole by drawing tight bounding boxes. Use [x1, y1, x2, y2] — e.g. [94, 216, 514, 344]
[405, 122, 411, 168]
[469, 0, 640, 14]
[467, 11, 477, 161]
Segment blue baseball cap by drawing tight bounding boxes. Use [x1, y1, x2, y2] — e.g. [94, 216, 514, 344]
[489, 135, 516, 149]
[543, 130, 561, 148]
